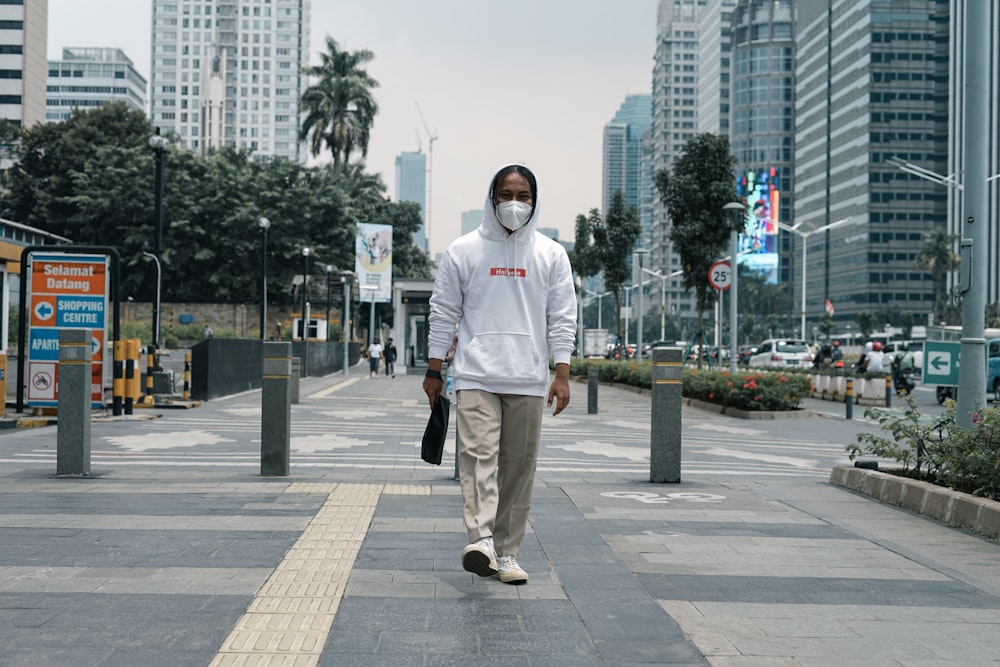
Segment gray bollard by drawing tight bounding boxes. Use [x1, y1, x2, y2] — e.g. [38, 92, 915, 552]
[587, 367, 598, 414]
[261, 342, 292, 476]
[845, 377, 854, 420]
[884, 374, 892, 408]
[57, 329, 92, 476]
[650, 346, 683, 483]
[290, 357, 301, 404]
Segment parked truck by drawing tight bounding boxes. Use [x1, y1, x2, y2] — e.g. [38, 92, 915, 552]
[583, 329, 609, 358]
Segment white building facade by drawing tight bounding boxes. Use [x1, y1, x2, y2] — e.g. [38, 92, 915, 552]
[150, 0, 310, 161]
[0, 0, 46, 128]
[46, 48, 147, 123]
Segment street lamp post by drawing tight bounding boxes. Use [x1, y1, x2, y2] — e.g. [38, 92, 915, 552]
[776, 217, 856, 341]
[141, 250, 161, 350]
[641, 267, 668, 341]
[340, 271, 354, 376]
[258, 217, 270, 340]
[633, 249, 649, 359]
[325, 264, 334, 339]
[575, 276, 584, 359]
[148, 128, 169, 357]
[301, 247, 311, 377]
[723, 202, 745, 374]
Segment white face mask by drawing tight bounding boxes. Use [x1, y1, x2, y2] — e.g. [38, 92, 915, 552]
[496, 201, 533, 231]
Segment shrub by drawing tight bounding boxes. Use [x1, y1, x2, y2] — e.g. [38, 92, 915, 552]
[682, 369, 810, 411]
[847, 397, 1000, 501]
[565, 359, 808, 411]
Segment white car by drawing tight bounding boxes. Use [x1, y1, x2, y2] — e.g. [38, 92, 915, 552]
[747, 339, 813, 369]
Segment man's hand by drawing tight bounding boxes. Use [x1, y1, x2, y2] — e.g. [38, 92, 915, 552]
[423, 358, 444, 410]
[547, 363, 571, 416]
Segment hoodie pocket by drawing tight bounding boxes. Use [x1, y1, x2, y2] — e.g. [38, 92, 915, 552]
[459, 333, 542, 384]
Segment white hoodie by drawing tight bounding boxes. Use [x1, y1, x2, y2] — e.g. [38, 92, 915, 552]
[428, 166, 577, 397]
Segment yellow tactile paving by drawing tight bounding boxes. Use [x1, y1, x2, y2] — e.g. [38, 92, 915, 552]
[283, 483, 340, 494]
[210, 484, 380, 667]
[383, 484, 431, 495]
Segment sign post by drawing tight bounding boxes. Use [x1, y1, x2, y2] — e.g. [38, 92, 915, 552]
[923, 341, 961, 386]
[27, 253, 110, 408]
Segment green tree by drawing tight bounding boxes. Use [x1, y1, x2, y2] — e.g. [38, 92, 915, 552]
[858, 309, 878, 338]
[654, 133, 737, 358]
[300, 37, 379, 174]
[588, 192, 641, 349]
[915, 226, 960, 322]
[2, 102, 154, 236]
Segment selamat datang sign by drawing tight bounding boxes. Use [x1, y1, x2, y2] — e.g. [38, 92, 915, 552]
[27, 253, 109, 407]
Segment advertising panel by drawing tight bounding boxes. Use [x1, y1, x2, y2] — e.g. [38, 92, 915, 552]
[736, 167, 780, 285]
[27, 253, 109, 407]
[355, 223, 393, 303]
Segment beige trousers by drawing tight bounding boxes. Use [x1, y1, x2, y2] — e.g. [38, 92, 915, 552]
[456, 389, 543, 558]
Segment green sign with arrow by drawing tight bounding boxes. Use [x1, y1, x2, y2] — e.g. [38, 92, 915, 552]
[923, 341, 960, 385]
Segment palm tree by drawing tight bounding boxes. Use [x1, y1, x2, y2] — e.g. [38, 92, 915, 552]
[300, 37, 379, 174]
[915, 227, 960, 316]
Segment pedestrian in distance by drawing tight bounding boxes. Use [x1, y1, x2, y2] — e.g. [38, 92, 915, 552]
[422, 163, 577, 585]
[384, 337, 397, 378]
[367, 337, 383, 379]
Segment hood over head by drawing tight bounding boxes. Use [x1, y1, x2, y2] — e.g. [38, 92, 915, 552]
[480, 163, 541, 240]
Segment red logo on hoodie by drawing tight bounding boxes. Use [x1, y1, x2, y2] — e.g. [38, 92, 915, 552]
[490, 267, 526, 278]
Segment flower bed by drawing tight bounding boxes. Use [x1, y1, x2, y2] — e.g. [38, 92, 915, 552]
[566, 359, 810, 412]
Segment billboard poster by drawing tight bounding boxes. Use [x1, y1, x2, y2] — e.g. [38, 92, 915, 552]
[355, 222, 393, 303]
[27, 253, 110, 407]
[736, 167, 780, 285]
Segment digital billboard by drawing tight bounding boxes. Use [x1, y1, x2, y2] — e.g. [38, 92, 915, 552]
[736, 166, 780, 285]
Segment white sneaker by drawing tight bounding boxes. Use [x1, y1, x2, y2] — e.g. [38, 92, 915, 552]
[461, 537, 497, 577]
[496, 555, 528, 585]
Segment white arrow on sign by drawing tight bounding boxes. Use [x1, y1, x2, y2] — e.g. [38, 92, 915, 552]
[927, 351, 952, 374]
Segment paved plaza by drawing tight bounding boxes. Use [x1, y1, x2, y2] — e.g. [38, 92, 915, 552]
[1, 366, 999, 666]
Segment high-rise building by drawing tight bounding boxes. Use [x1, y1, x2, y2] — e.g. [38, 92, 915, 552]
[795, 0, 951, 326]
[603, 95, 653, 213]
[650, 0, 706, 331]
[149, 0, 310, 161]
[460, 210, 483, 236]
[696, 0, 736, 136]
[395, 150, 426, 251]
[0, 0, 47, 129]
[46, 48, 147, 123]
[729, 0, 796, 293]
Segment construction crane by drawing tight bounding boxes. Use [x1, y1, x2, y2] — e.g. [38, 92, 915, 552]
[415, 102, 437, 255]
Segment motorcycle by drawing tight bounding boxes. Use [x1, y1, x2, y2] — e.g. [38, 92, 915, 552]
[892, 365, 916, 395]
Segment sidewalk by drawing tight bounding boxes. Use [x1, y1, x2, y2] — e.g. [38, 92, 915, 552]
[1, 368, 999, 666]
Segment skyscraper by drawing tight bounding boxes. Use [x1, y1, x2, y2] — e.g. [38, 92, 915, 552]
[149, 0, 310, 161]
[46, 48, 147, 123]
[650, 0, 706, 329]
[603, 94, 653, 249]
[395, 150, 427, 251]
[0, 0, 46, 129]
[460, 210, 483, 236]
[795, 0, 951, 325]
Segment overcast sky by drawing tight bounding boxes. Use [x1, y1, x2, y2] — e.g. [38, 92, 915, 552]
[48, 0, 659, 255]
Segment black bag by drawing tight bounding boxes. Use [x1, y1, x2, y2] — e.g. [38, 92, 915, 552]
[421, 395, 450, 465]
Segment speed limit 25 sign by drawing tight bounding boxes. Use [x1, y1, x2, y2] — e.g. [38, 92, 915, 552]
[708, 261, 731, 291]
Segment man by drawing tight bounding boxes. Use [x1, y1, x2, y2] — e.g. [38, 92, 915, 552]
[422, 164, 576, 585]
[384, 337, 397, 378]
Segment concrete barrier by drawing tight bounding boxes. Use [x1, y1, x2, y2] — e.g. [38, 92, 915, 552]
[650, 347, 683, 483]
[261, 342, 292, 477]
[56, 329, 91, 476]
